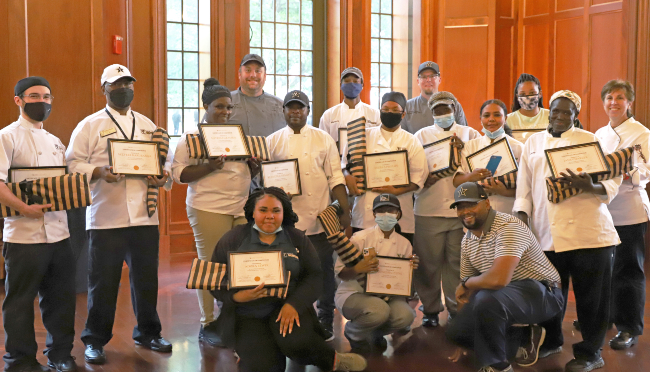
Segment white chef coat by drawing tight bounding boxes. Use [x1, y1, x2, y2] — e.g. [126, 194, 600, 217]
[319, 101, 381, 142]
[456, 133, 524, 215]
[506, 109, 550, 130]
[0, 116, 70, 244]
[171, 129, 251, 216]
[595, 117, 650, 226]
[341, 126, 427, 234]
[66, 105, 172, 230]
[267, 125, 346, 235]
[413, 123, 481, 218]
[334, 225, 413, 310]
[513, 127, 621, 252]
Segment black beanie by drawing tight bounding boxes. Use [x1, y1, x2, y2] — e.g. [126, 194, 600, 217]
[381, 91, 407, 111]
[202, 78, 231, 105]
[15, 76, 51, 96]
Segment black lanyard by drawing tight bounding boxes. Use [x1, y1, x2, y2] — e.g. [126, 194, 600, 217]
[105, 109, 136, 140]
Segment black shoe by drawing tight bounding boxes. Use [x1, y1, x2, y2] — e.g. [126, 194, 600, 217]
[573, 319, 581, 331]
[135, 336, 173, 353]
[422, 313, 439, 327]
[344, 331, 372, 355]
[609, 331, 638, 350]
[371, 335, 388, 353]
[199, 323, 225, 347]
[5, 361, 50, 372]
[84, 345, 106, 365]
[47, 357, 77, 372]
[565, 356, 605, 372]
[514, 325, 546, 367]
[320, 321, 335, 342]
[538, 346, 562, 359]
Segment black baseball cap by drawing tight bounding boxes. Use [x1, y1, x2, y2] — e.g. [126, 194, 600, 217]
[373, 194, 401, 211]
[340, 67, 363, 81]
[449, 182, 488, 209]
[418, 61, 440, 76]
[283, 90, 310, 108]
[240, 54, 266, 68]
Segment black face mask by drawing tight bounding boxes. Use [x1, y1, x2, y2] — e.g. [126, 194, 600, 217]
[380, 112, 402, 128]
[22, 102, 52, 122]
[108, 87, 134, 108]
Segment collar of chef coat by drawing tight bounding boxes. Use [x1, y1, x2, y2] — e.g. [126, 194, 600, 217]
[18, 115, 43, 131]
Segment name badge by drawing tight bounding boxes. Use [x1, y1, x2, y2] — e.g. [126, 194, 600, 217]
[140, 129, 153, 135]
[100, 128, 117, 137]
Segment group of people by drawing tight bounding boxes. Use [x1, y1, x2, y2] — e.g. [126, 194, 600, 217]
[1, 51, 647, 372]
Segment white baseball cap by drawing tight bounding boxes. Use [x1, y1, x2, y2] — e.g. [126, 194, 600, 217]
[101, 64, 137, 85]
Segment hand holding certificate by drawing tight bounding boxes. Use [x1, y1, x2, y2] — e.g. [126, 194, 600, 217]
[198, 124, 251, 159]
[365, 256, 413, 297]
[544, 142, 610, 179]
[466, 137, 518, 177]
[362, 150, 411, 188]
[228, 250, 286, 289]
[108, 139, 162, 176]
[260, 159, 302, 196]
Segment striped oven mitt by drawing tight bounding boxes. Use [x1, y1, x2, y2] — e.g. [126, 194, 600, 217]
[478, 172, 517, 192]
[147, 128, 170, 217]
[186, 258, 289, 299]
[345, 117, 368, 193]
[186, 134, 270, 161]
[546, 146, 642, 203]
[0, 173, 92, 218]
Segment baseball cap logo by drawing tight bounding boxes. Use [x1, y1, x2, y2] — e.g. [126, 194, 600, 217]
[292, 91, 300, 98]
[380, 195, 389, 202]
[427, 62, 434, 68]
[117, 66, 124, 73]
[458, 187, 467, 197]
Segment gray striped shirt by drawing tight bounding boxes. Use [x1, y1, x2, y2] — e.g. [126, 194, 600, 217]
[460, 209, 561, 283]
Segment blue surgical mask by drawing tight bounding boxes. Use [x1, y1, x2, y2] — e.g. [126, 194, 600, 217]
[253, 223, 283, 235]
[340, 82, 363, 99]
[482, 125, 505, 139]
[375, 212, 399, 232]
[434, 113, 455, 129]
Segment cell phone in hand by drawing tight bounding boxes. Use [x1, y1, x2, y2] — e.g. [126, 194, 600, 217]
[363, 247, 376, 257]
[485, 155, 502, 176]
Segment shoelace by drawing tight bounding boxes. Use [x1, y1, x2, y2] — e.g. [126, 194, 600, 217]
[516, 347, 529, 360]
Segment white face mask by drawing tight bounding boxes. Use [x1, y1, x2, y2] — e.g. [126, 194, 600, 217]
[253, 223, 283, 235]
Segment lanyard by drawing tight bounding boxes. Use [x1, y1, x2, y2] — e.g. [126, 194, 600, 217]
[105, 109, 136, 140]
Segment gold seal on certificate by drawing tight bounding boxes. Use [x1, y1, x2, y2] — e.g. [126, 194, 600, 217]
[511, 129, 544, 143]
[423, 137, 453, 173]
[544, 141, 610, 179]
[260, 159, 302, 196]
[362, 150, 410, 188]
[365, 256, 413, 297]
[228, 250, 286, 289]
[108, 139, 162, 176]
[466, 137, 518, 177]
[9, 166, 67, 183]
[198, 124, 252, 159]
[338, 128, 348, 156]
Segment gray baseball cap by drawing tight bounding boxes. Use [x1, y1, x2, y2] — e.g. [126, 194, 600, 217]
[450, 182, 488, 209]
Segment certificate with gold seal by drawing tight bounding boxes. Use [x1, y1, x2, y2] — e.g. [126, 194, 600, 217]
[198, 124, 251, 159]
[365, 256, 413, 297]
[362, 150, 410, 188]
[260, 159, 302, 196]
[108, 139, 162, 176]
[544, 142, 610, 179]
[423, 137, 453, 173]
[228, 250, 286, 289]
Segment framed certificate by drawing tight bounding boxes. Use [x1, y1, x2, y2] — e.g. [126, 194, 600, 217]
[544, 141, 610, 179]
[423, 137, 453, 173]
[511, 129, 544, 143]
[366, 256, 413, 297]
[260, 159, 302, 196]
[198, 124, 252, 159]
[466, 137, 518, 177]
[8, 166, 67, 183]
[108, 139, 162, 176]
[362, 150, 411, 189]
[228, 250, 286, 289]
[338, 128, 348, 156]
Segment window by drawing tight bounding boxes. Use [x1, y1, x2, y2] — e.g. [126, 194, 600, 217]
[370, 0, 393, 109]
[166, 0, 211, 145]
[249, 0, 314, 124]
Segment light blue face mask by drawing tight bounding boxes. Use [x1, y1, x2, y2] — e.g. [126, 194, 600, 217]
[482, 125, 505, 139]
[253, 223, 283, 235]
[434, 113, 455, 129]
[375, 213, 399, 232]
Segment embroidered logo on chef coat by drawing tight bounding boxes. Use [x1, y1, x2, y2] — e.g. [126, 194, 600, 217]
[54, 144, 66, 154]
[140, 129, 154, 135]
[100, 128, 117, 137]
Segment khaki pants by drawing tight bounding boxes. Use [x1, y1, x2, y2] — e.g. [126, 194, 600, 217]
[341, 294, 415, 341]
[187, 206, 247, 325]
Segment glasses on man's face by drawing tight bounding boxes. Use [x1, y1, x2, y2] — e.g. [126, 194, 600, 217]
[418, 74, 439, 81]
[21, 93, 54, 103]
[107, 80, 134, 89]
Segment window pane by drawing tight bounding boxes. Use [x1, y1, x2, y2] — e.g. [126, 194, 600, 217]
[183, 53, 198, 79]
[288, 50, 300, 74]
[371, 63, 379, 86]
[370, 87, 380, 110]
[184, 24, 198, 51]
[250, 22, 262, 47]
[250, 0, 262, 20]
[262, 0, 275, 21]
[371, 0, 380, 13]
[167, 0, 182, 22]
[288, 25, 300, 49]
[266, 74, 276, 95]
[184, 81, 199, 107]
[380, 39, 392, 62]
[183, 0, 198, 22]
[262, 48, 275, 74]
[301, 26, 312, 50]
[276, 50, 287, 74]
[198, 0, 210, 24]
[199, 53, 210, 80]
[380, 15, 391, 38]
[184, 108, 199, 133]
[276, 75, 288, 98]
[262, 22, 275, 48]
[168, 80, 183, 107]
[301, 76, 312, 101]
[381, 0, 392, 13]
[250, 47, 262, 55]
[301, 51, 312, 75]
[371, 39, 379, 62]
[276, 0, 287, 22]
[167, 23, 182, 50]
[167, 52, 182, 79]
[199, 25, 210, 52]
[301, 0, 312, 25]
[371, 14, 380, 38]
[288, 75, 300, 91]
[168, 108, 183, 135]
[380, 63, 391, 87]
[288, 0, 300, 23]
[276, 23, 287, 49]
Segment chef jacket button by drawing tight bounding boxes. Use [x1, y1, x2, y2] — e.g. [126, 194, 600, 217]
[569, 220, 574, 223]
[128, 198, 133, 202]
[308, 192, 312, 196]
[306, 172, 310, 175]
[38, 152, 42, 155]
[290, 154, 294, 156]
[310, 212, 314, 215]
[551, 222, 555, 226]
[379, 239, 383, 242]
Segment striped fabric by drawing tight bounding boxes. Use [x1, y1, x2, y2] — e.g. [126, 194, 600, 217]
[147, 128, 170, 217]
[346, 117, 367, 193]
[546, 146, 636, 203]
[0, 173, 92, 218]
[186, 258, 289, 299]
[478, 171, 518, 193]
[186, 134, 270, 161]
[432, 144, 462, 179]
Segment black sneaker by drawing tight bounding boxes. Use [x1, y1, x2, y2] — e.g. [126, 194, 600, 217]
[538, 346, 562, 359]
[565, 356, 605, 372]
[609, 331, 638, 350]
[47, 356, 77, 372]
[199, 322, 225, 347]
[422, 313, 439, 327]
[321, 322, 335, 341]
[371, 335, 388, 353]
[135, 336, 173, 353]
[84, 344, 106, 365]
[514, 325, 546, 367]
[344, 330, 372, 355]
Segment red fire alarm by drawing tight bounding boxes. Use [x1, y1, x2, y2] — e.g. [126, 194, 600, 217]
[113, 35, 123, 55]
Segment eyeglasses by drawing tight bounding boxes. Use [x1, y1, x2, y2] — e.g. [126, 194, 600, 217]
[21, 93, 54, 103]
[418, 74, 439, 81]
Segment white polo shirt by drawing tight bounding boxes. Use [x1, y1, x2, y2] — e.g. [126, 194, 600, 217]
[66, 105, 172, 230]
[0, 116, 70, 244]
[319, 101, 381, 142]
[506, 109, 550, 130]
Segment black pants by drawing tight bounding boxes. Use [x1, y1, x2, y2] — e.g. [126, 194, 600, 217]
[81, 226, 162, 347]
[446, 279, 563, 367]
[611, 223, 646, 336]
[541, 246, 614, 360]
[309, 233, 336, 327]
[235, 306, 336, 372]
[2, 239, 76, 369]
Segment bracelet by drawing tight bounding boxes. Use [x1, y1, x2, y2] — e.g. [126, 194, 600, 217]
[461, 276, 470, 289]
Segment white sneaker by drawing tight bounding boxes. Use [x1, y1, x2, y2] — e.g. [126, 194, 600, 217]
[334, 352, 367, 371]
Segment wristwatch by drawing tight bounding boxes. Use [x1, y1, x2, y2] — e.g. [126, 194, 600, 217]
[461, 276, 470, 289]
